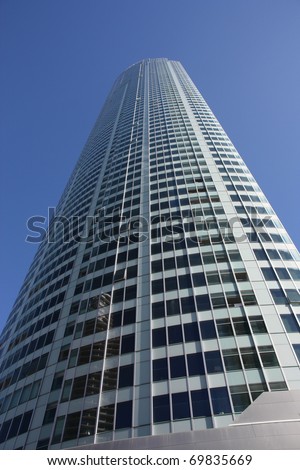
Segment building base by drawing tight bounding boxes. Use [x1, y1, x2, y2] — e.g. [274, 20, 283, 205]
[75, 391, 300, 450]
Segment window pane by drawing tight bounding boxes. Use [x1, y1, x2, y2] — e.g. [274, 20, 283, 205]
[166, 298, 180, 316]
[233, 318, 251, 335]
[102, 368, 118, 391]
[200, 320, 217, 339]
[168, 325, 183, 344]
[62, 412, 80, 441]
[152, 328, 167, 347]
[192, 272, 206, 287]
[153, 395, 170, 423]
[172, 392, 190, 419]
[121, 334, 135, 354]
[223, 354, 242, 371]
[98, 404, 114, 432]
[281, 314, 300, 333]
[181, 296, 195, 314]
[261, 268, 277, 281]
[123, 307, 136, 325]
[205, 351, 223, 373]
[152, 301, 165, 319]
[187, 352, 205, 376]
[270, 289, 287, 305]
[231, 392, 251, 413]
[211, 387, 231, 414]
[216, 319, 234, 337]
[71, 376, 87, 399]
[191, 389, 211, 417]
[153, 358, 168, 381]
[118, 364, 134, 388]
[184, 322, 200, 342]
[170, 356, 186, 378]
[115, 401, 132, 429]
[86, 372, 101, 396]
[79, 408, 97, 438]
[196, 294, 211, 312]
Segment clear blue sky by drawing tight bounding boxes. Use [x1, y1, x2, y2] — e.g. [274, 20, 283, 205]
[1, 0, 300, 333]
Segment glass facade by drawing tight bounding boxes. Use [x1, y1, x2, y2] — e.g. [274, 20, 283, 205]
[0, 58, 300, 449]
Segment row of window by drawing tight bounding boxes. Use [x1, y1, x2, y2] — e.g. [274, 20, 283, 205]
[152, 315, 267, 348]
[8, 309, 60, 352]
[0, 410, 32, 444]
[0, 329, 54, 374]
[14, 292, 65, 333]
[62, 334, 135, 369]
[0, 379, 40, 415]
[152, 346, 279, 380]
[58, 364, 134, 407]
[65, 307, 136, 339]
[0, 353, 48, 393]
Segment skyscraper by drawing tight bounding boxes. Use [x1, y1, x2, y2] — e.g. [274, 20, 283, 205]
[1, 58, 300, 450]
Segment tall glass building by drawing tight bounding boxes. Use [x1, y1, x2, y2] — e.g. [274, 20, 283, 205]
[1, 58, 300, 450]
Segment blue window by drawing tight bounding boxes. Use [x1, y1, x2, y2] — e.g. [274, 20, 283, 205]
[191, 389, 211, 417]
[153, 358, 168, 381]
[118, 364, 134, 388]
[211, 387, 231, 415]
[187, 352, 205, 376]
[196, 294, 211, 312]
[121, 334, 135, 354]
[270, 289, 287, 305]
[205, 351, 223, 373]
[153, 395, 170, 423]
[200, 320, 217, 339]
[184, 322, 200, 342]
[170, 355, 186, 378]
[261, 268, 277, 281]
[172, 392, 190, 419]
[115, 401, 132, 429]
[152, 328, 167, 347]
[166, 298, 180, 316]
[292, 344, 300, 362]
[181, 296, 196, 314]
[168, 325, 183, 344]
[192, 272, 206, 287]
[152, 301, 165, 319]
[281, 314, 300, 333]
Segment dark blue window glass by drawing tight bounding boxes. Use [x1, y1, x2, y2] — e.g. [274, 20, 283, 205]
[200, 320, 217, 339]
[205, 350, 223, 373]
[181, 296, 196, 314]
[170, 355, 186, 378]
[153, 358, 168, 381]
[121, 334, 135, 354]
[187, 352, 205, 376]
[211, 387, 231, 415]
[192, 272, 206, 287]
[270, 289, 287, 305]
[196, 294, 211, 312]
[191, 389, 211, 417]
[184, 322, 200, 342]
[168, 325, 183, 344]
[153, 395, 170, 423]
[166, 298, 180, 316]
[152, 328, 167, 347]
[172, 392, 190, 419]
[292, 344, 300, 362]
[152, 301, 165, 319]
[118, 364, 134, 388]
[281, 315, 300, 333]
[115, 401, 132, 429]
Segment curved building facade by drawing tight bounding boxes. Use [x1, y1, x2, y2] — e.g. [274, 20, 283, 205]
[1, 58, 300, 449]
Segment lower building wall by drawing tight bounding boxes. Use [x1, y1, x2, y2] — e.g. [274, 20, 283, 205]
[75, 390, 300, 450]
